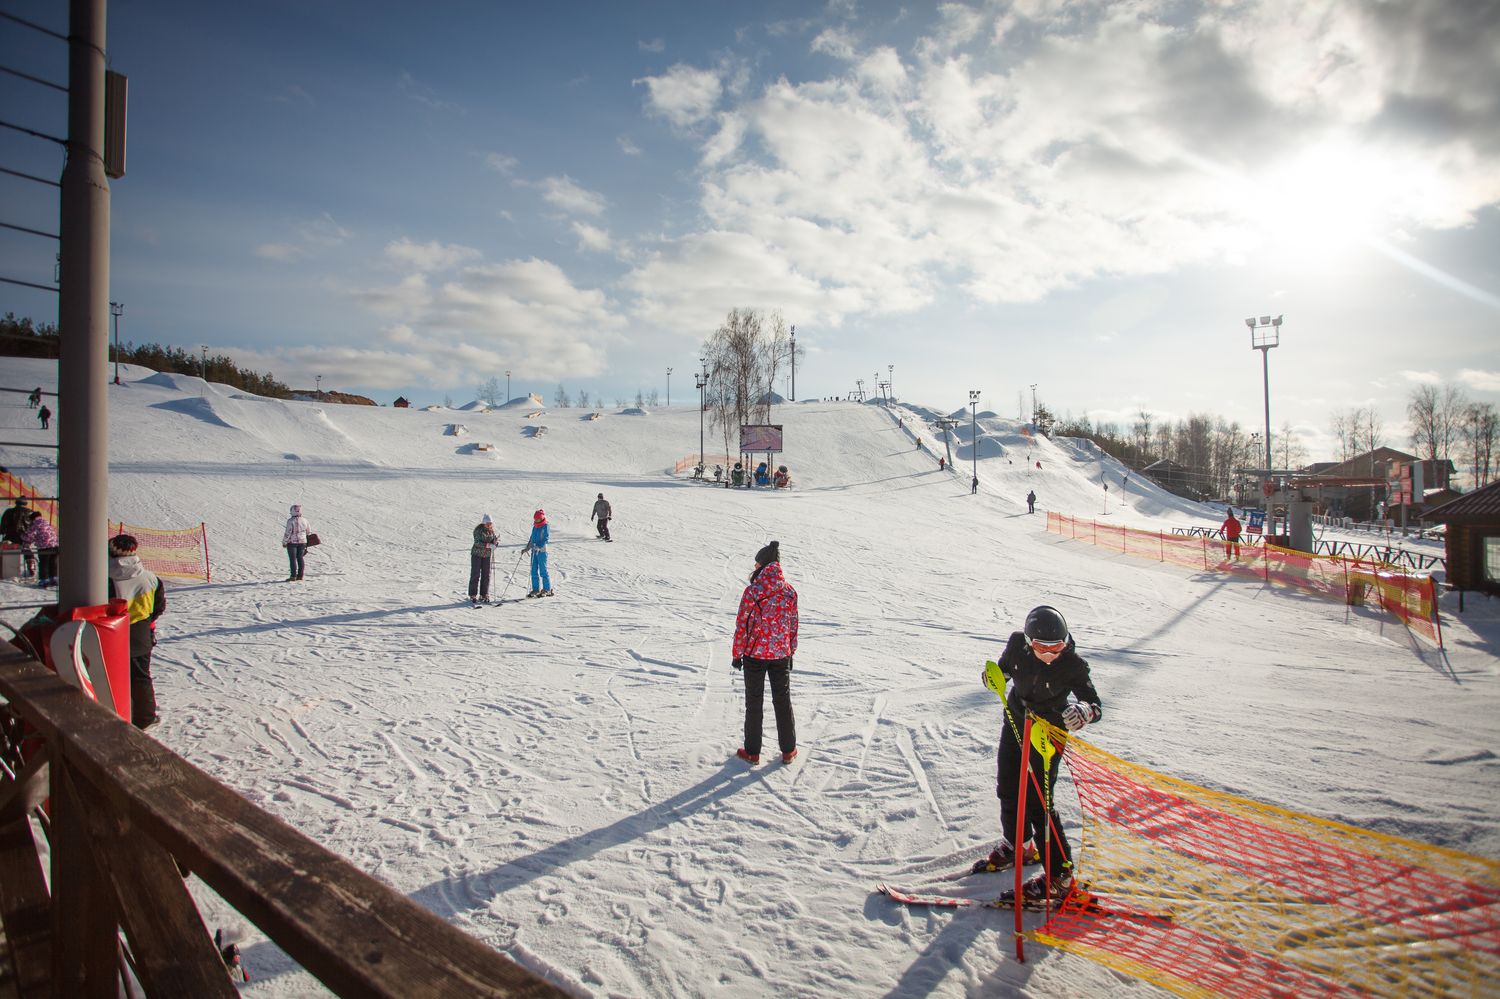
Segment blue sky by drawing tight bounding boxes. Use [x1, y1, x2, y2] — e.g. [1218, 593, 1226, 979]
[2, 0, 1497, 461]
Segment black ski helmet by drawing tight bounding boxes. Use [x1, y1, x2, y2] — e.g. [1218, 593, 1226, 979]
[1023, 605, 1069, 645]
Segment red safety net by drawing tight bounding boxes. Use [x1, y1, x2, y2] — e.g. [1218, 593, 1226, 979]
[1032, 734, 1500, 998]
[109, 521, 210, 581]
[0, 471, 56, 527]
[1045, 513, 1441, 647]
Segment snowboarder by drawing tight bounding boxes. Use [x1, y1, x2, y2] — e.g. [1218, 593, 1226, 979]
[281, 504, 312, 581]
[978, 605, 1102, 903]
[591, 493, 612, 541]
[21, 510, 57, 587]
[37, 405, 50, 430]
[732, 540, 798, 765]
[1221, 508, 1242, 560]
[27, 387, 40, 409]
[1026, 490, 1036, 514]
[469, 514, 498, 604]
[106, 534, 166, 729]
[523, 509, 552, 596]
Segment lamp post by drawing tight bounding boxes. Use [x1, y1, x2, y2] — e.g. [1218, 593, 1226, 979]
[789, 325, 796, 401]
[888, 364, 893, 402]
[316, 374, 322, 397]
[970, 390, 981, 488]
[1030, 383, 1038, 425]
[201, 346, 208, 380]
[666, 367, 672, 407]
[109, 301, 122, 384]
[695, 368, 707, 461]
[506, 370, 511, 403]
[1245, 315, 1283, 532]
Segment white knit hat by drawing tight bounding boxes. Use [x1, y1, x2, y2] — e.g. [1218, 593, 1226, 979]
[481, 513, 493, 524]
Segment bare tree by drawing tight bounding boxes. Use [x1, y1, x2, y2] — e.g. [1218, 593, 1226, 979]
[1276, 420, 1309, 472]
[1459, 401, 1498, 488]
[1329, 410, 1351, 462]
[577, 389, 590, 409]
[647, 389, 660, 407]
[1407, 385, 1441, 460]
[1132, 408, 1154, 460]
[554, 384, 572, 408]
[477, 377, 502, 406]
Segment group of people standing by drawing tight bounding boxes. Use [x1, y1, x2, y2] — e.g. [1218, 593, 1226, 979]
[1, 496, 59, 586]
[466, 503, 578, 605]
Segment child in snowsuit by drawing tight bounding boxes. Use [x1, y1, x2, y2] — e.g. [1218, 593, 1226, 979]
[21, 510, 58, 586]
[732, 541, 799, 765]
[106, 534, 166, 729]
[524, 509, 552, 596]
[470, 514, 498, 604]
[978, 605, 1102, 903]
[591, 493, 612, 541]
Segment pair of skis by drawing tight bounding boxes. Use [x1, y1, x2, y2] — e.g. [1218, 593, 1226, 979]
[876, 877, 1172, 921]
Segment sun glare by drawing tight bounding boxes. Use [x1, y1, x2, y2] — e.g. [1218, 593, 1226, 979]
[1238, 142, 1407, 267]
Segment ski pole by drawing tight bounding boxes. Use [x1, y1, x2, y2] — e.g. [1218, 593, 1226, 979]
[1014, 716, 1032, 963]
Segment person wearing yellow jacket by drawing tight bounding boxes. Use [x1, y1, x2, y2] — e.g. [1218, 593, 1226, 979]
[106, 534, 166, 729]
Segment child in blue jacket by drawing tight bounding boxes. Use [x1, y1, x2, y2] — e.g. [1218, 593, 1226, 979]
[523, 509, 553, 596]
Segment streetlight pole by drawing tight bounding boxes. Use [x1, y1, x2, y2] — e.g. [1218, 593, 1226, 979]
[695, 369, 707, 462]
[201, 345, 208, 380]
[1030, 383, 1038, 425]
[506, 370, 511, 403]
[109, 300, 122, 384]
[1245, 315, 1283, 534]
[789, 325, 796, 401]
[667, 367, 672, 407]
[888, 364, 893, 402]
[969, 390, 981, 489]
[316, 374, 322, 397]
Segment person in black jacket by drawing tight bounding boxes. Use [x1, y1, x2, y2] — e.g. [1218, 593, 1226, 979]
[106, 534, 167, 729]
[976, 605, 1102, 903]
[0, 497, 30, 545]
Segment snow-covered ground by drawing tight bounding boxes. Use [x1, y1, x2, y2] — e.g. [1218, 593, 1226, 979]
[2, 357, 1496, 998]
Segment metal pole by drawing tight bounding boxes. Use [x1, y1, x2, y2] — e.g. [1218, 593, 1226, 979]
[506, 370, 511, 402]
[1262, 348, 1272, 535]
[57, 0, 111, 614]
[888, 364, 893, 402]
[667, 367, 672, 407]
[790, 326, 795, 401]
[109, 300, 121, 384]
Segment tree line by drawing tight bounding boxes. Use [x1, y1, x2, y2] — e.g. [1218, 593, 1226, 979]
[0, 312, 292, 399]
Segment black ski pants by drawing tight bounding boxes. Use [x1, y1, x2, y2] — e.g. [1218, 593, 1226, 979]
[996, 725, 1072, 874]
[742, 660, 795, 757]
[595, 517, 611, 540]
[469, 553, 491, 600]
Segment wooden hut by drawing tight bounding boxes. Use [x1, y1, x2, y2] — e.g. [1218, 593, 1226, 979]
[1422, 479, 1500, 607]
[393, 396, 410, 408]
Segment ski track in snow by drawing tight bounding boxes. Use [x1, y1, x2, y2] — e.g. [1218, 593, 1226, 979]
[0, 358, 1494, 999]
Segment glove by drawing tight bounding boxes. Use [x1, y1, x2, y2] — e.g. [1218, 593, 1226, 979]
[1062, 702, 1097, 731]
[731, 657, 744, 671]
[786, 656, 793, 671]
[522, 544, 531, 553]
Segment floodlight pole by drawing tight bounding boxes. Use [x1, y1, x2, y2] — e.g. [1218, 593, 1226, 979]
[667, 367, 672, 407]
[506, 369, 511, 403]
[1245, 315, 1282, 534]
[109, 300, 122, 384]
[888, 364, 894, 402]
[789, 325, 796, 401]
[695, 365, 707, 462]
[1030, 383, 1038, 425]
[970, 390, 981, 488]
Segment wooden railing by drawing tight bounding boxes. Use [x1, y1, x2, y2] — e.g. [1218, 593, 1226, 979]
[0, 644, 568, 997]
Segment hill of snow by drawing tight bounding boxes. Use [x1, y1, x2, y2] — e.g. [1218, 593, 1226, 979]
[1, 356, 1494, 998]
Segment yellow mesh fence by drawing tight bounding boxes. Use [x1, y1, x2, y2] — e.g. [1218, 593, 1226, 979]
[1045, 513, 1442, 647]
[109, 521, 210, 581]
[1034, 733, 1500, 997]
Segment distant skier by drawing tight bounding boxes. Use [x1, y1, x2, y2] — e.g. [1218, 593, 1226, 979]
[978, 605, 1102, 903]
[27, 387, 40, 408]
[523, 509, 553, 596]
[107, 534, 166, 729]
[938, 456, 946, 471]
[732, 541, 798, 766]
[281, 504, 312, 581]
[1221, 508, 1242, 560]
[37, 405, 50, 430]
[591, 493, 612, 541]
[1026, 490, 1036, 514]
[971, 475, 979, 495]
[470, 514, 498, 604]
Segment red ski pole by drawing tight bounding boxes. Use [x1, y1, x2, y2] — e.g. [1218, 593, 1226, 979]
[1014, 715, 1033, 963]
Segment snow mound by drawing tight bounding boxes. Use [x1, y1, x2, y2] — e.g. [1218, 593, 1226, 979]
[455, 401, 491, 412]
[619, 407, 649, 416]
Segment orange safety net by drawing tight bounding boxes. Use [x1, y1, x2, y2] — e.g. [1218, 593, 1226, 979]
[1045, 513, 1442, 648]
[0, 471, 56, 527]
[109, 521, 210, 581]
[1033, 734, 1500, 998]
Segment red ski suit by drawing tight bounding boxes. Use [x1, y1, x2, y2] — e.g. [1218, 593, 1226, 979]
[732, 562, 799, 661]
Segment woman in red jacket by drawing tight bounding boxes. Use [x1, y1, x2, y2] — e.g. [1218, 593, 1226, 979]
[732, 540, 799, 765]
[1221, 508, 1242, 560]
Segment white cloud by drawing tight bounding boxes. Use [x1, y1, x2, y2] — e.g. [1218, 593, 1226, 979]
[254, 213, 351, 263]
[1457, 369, 1500, 392]
[639, 38, 665, 53]
[572, 222, 612, 253]
[382, 238, 481, 273]
[530, 176, 608, 217]
[1400, 370, 1443, 385]
[483, 152, 518, 175]
[635, 64, 723, 128]
[255, 243, 302, 262]
[617, 136, 642, 156]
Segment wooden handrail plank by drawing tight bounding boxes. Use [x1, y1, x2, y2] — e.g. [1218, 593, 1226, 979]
[0, 816, 50, 996]
[64, 768, 235, 997]
[0, 750, 48, 827]
[0, 649, 566, 998]
[49, 760, 120, 997]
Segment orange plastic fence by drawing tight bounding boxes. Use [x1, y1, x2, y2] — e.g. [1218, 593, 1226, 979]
[108, 521, 210, 581]
[671, 454, 735, 475]
[1033, 733, 1500, 998]
[1046, 513, 1441, 647]
[0, 471, 56, 527]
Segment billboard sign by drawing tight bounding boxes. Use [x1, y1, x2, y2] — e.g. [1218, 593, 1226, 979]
[740, 424, 784, 453]
[1246, 508, 1266, 535]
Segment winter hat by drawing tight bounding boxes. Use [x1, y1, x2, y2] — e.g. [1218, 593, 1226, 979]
[290, 504, 301, 515]
[755, 540, 780, 567]
[109, 534, 138, 557]
[534, 509, 546, 524]
[481, 514, 493, 525]
[15, 497, 26, 507]
[597, 493, 604, 500]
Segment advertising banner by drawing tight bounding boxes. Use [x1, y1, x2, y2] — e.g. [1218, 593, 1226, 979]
[740, 425, 784, 453]
[1247, 508, 1266, 535]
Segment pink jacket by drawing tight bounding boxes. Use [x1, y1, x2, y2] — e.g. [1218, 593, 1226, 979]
[732, 562, 799, 661]
[21, 515, 57, 549]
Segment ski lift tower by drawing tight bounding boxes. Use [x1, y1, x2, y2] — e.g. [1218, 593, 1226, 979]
[936, 418, 960, 467]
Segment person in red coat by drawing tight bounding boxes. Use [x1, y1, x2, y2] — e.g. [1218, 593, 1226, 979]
[1221, 508, 1242, 560]
[731, 540, 799, 765]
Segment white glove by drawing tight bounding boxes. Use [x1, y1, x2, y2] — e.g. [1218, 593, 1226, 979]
[1062, 702, 1096, 731]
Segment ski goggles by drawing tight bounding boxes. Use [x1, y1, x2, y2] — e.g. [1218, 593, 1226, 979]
[1030, 637, 1067, 657]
